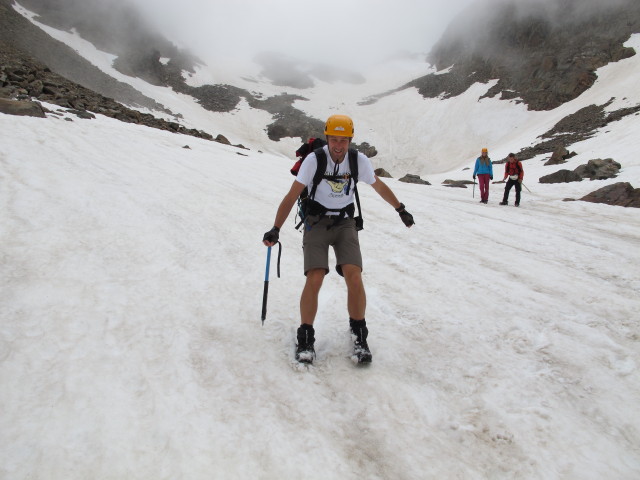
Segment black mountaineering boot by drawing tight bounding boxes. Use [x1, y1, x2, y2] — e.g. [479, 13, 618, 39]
[350, 318, 372, 364]
[295, 324, 316, 364]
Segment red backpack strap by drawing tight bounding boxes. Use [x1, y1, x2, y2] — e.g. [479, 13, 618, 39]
[290, 159, 303, 176]
[295, 137, 316, 158]
[292, 138, 317, 175]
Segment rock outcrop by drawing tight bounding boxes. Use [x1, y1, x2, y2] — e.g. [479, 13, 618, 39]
[0, 53, 215, 140]
[417, 0, 640, 111]
[539, 169, 583, 184]
[580, 182, 640, 208]
[399, 174, 431, 185]
[514, 102, 640, 161]
[539, 159, 621, 183]
[544, 146, 577, 166]
[442, 179, 474, 188]
[0, 97, 45, 117]
[574, 159, 622, 181]
[374, 168, 392, 178]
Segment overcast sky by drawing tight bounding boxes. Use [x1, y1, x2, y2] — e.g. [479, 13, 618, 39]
[131, 0, 476, 69]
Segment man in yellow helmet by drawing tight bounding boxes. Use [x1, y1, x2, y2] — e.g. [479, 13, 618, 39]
[262, 114, 414, 364]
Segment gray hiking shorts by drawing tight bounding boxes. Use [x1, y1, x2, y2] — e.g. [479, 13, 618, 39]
[302, 216, 362, 276]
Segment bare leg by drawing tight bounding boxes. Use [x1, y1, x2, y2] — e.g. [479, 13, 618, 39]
[300, 268, 325, 325]
[341, 264, 366, 320]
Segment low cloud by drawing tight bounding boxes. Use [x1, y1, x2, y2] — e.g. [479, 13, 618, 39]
[128, 0, 475, 70]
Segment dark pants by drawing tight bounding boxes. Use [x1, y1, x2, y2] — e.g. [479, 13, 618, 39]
[503, 179, 521, 204]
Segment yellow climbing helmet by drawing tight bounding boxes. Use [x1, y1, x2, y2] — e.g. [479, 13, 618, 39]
[481, 147, 488, 153]
[324, 114, 354, 138]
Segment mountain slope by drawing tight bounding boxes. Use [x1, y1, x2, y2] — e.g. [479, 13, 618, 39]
[4, 0, 640, 175]
[0, 0, 169, 111]
[419, 0, 640, 111]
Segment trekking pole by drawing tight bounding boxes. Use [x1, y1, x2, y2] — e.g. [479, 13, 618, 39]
[472, 180, 476, 198]
[522, 182, 532, 193]
[261, 241, 281, 325]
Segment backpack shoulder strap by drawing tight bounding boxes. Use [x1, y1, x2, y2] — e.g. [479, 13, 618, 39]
[309, 147, 327, 199]
[348, 148, 363, 230]
[348, 148, 359, 184]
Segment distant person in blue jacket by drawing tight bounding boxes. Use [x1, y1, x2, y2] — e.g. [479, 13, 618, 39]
[473, 148, 494, 204]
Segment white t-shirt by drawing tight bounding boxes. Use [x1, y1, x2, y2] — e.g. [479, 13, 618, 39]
[295, 146, 376, 211]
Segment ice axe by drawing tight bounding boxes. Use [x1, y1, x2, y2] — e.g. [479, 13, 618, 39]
[261, 241, 281, 325]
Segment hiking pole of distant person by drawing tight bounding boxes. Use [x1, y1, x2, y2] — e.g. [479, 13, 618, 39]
[522, 182, 532, 193]
[261, 241, 281, 325]
[473, 178, 476, 198]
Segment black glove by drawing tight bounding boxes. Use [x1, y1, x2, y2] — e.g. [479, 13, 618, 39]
[396, 203, 415, 227]
[263, 226, 280, 244]
[490, 176, 493, 180]
[473, 175, 476, 180]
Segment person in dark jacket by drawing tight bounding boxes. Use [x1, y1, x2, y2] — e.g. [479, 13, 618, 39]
[473, 147, 493, 204]
[500, 153, 524, 206]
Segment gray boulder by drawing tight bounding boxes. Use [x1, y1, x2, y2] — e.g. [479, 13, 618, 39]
[544, 145, 577, 165]
[399, 174, 430, 185]
[539, 158, 621, 184]
[442, 179, 474, 188]
[358, 142, 378, 158]
[0, 98, 46, 117]
[580, 182, 640, 208]
[374, 168, 392, 178]
[28, 79, 44, 96]
[539, 169, 582, 184]
[214, 134, 231, 145]
[67, 109, 96, 120]
[574, 158, 621, 180]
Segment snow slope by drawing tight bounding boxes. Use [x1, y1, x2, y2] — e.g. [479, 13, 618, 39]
[2, 8, 640, 480]
[1, 98, 640, 479]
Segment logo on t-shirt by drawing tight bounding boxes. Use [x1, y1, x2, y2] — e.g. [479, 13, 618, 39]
[325, 172, 352, 197]
[327, 179, 348, 194]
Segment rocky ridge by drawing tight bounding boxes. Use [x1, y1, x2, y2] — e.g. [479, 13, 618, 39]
[0, 0, 168, 112]
[504, 101, 640, 163]
[419, 0, 640, 112]
[0, 0, 220, 141]
[0, 51, 219, 141]
[2, 0, 370, 149]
